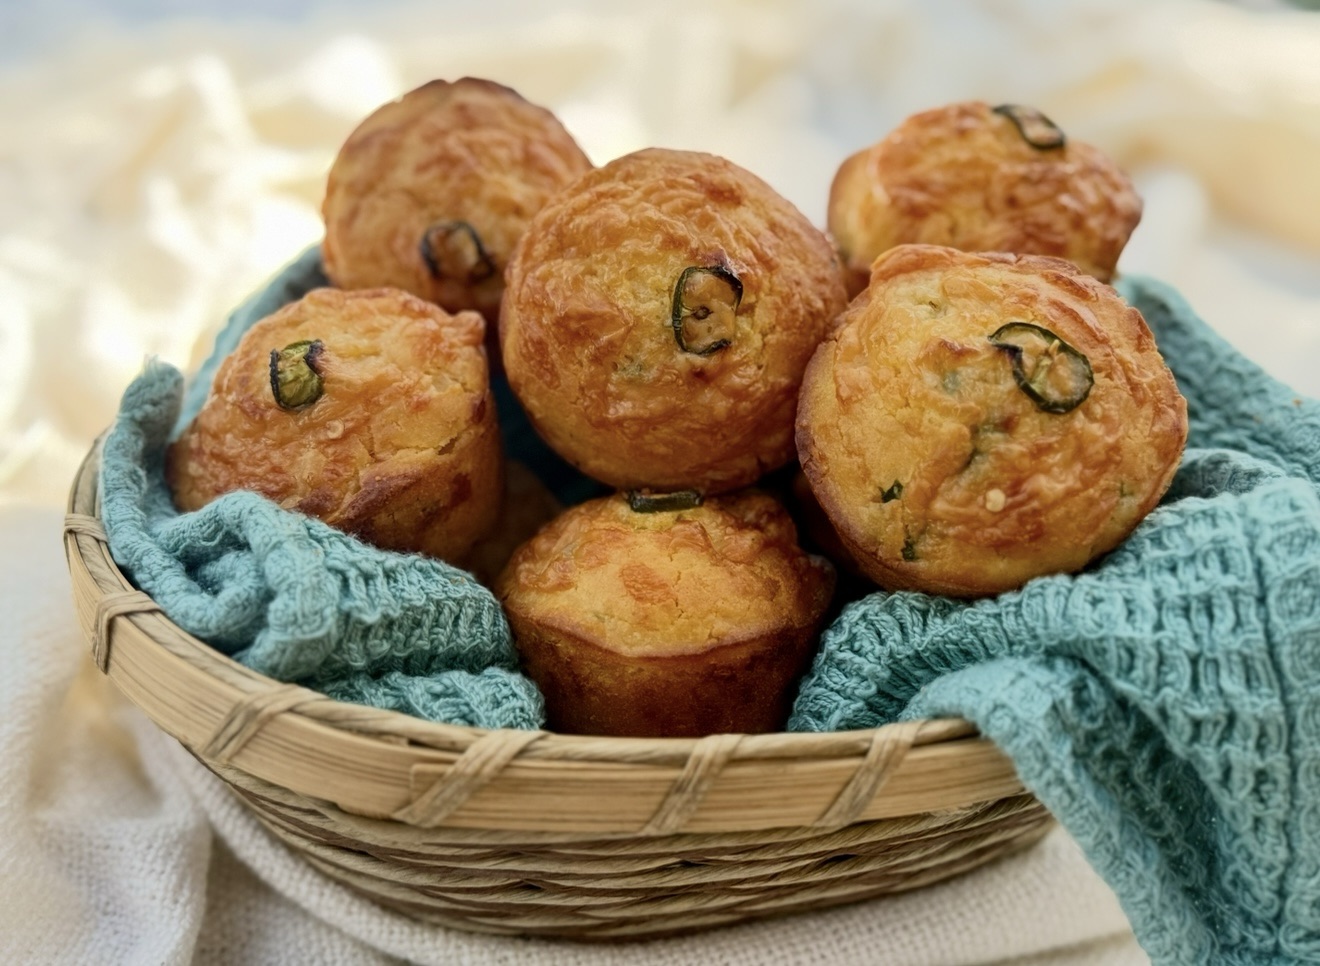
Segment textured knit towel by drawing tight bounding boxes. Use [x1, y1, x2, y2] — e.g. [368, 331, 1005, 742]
[102, 250, 1320, 963]
[790, 277, 1320, 964]
[99, 248, 543, 729]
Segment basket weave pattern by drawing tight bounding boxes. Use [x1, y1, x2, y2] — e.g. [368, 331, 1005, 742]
[65, 440, 1052, 939]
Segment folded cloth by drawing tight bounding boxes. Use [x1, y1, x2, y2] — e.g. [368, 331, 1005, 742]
[97, 249, 1320, 964]
[790, 277, 1320, 964]
[0, 506, 1145, 965]
[98, 249, 542, 728]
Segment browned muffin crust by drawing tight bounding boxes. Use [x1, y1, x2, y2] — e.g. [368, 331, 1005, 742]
[322, 77, 593, 325]
[169, 287, 503, 564]
[462, 460, 563, 587]
[787, 467, 864, 578]
[500, 147, 849, 494]
[797, 245, 1187, 597]
[496, 490, 836, 737]
[828, 101, 1142, 294]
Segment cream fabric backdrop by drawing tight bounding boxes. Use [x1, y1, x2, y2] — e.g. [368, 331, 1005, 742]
[3, 0, 1319, 962]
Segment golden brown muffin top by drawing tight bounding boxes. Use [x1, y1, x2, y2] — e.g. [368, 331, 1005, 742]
[797, 245, 1187, 597]
[501, 147, 848, 493]
[322, 77, 592, 320]
[828, 101, 1142, 285]
[496, 490, 836, 658]
[169, 287, 492, 526]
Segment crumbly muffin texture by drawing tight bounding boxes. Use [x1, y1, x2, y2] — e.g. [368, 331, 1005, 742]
[323, 77, 593, 324]
[797, 245, 1187, 597]
[169, 287, 503, 565]
[463, 460, 563, 587]
[496, 490, 836, 736]
[829, 101, 1142, 294]
[501, 147, 848, 494]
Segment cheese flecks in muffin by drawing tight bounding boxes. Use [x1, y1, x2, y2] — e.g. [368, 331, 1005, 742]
[322, 78, 593, 325]
[828, 101, 1142, 295]
[496, 490, 836, 737]
[169, 287, 503, 565]
[796, 245, 1187, 597]
[501, 147, 848, 494]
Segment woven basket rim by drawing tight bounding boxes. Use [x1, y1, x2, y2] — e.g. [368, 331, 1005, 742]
[65, 435, 1028, 837]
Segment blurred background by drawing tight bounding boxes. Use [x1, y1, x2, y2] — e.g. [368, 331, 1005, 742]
[1, 0, 1318, 508]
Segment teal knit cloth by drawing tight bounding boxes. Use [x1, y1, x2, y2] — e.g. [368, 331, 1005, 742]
[100, 249, 1320, 962]
[790, 278, 1320, 964]
[99, 248, 543, 729]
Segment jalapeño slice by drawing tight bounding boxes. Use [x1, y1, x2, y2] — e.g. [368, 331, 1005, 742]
[625, 489, 704, 513]
[269, 340, 325, 411]
[988, 322, 1093, 414]
[671, 265, 742, 356]
[419, 220, 497, 283]
[991, 104, 1066, 150]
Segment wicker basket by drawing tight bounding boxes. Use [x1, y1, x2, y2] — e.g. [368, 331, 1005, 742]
[64, 436, 1052, 941]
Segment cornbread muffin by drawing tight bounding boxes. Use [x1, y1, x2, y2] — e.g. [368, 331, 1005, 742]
[463, 460, 563, 586]
[797, 245, 1187, 597]
[322, 78, 593, 325]
[169, 287, 503, 565]
[496, 490, 836, 737]
[787, 468, 862, 577]
[828, 101, 1142, 295]
[501, 147, 849, 494]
